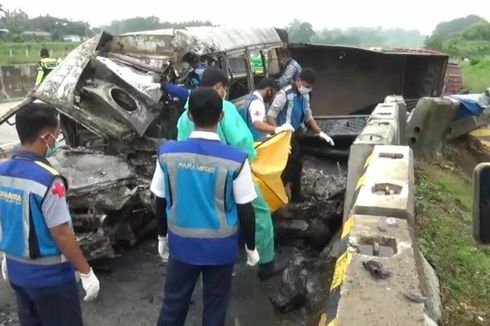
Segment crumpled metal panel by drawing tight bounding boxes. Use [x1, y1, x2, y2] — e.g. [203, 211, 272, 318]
[96, 57, 162, 103]
[130, 27, 284, 55]
[34, 34, 104, 109]
[48, 150, 135, 193]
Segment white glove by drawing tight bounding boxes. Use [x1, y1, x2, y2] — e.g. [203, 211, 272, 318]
[158, 235, 169, 262]
[245, 246, 260, 267]
[318, 131, 335, 146]
[274, 123, 295, 134]
[1, 254, 7, 281]
[80, 268, 100, 302]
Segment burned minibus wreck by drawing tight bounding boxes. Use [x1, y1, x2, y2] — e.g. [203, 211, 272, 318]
[0, 26, 447, 322]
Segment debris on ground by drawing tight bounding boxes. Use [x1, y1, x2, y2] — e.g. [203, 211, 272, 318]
[362, 260, 392, 280]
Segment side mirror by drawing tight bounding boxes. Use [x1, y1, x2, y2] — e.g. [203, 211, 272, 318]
[473, 163, 490, 243]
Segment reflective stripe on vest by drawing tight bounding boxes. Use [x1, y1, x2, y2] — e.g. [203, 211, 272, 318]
[0, 158, 65, 263]
[158, 151, 242, 239]
[278, 86, 306, 130]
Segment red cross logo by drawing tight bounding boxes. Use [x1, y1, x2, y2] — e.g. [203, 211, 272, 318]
[51, 182, 65, 198]
[254, 110, 261, 117]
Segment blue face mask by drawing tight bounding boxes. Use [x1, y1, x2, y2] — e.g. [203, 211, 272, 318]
[44, 133, 60, 158]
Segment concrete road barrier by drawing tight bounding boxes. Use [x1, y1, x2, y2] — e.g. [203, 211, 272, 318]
[446, 115, 488, 140]
[384, 95, 407, 145]
[320, 215, 426, 326]
[353, 145, 415, 223]
[407, 97, 459, 157]
[344, 123, 397, 219]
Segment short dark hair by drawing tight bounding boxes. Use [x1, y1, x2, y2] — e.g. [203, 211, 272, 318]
[182, 52, 199, 65]
[278, 48, 291, 58]
[299, 68, 316, 84]
[201, 66, 228, 87]
[188, 87, 223, 128]
[40, 48, 49, 58]
[256, 77, 277, 90]
[15, 102, 59, 144]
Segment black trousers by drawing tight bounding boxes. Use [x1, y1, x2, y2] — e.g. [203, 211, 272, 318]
[157, 258, 234, 326]
[12, 279, 83, 326]
[282, 135, 303, 202]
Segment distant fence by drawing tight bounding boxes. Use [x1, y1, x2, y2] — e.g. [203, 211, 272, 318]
[0, 63, 37, 100]
[0, 42, 79, 65]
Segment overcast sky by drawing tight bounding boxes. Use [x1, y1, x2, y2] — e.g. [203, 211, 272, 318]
[4, 0, 490, 35]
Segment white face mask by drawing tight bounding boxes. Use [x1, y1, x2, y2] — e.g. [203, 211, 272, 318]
[298, 85, 312, 95]
[182, 62, 190, 70]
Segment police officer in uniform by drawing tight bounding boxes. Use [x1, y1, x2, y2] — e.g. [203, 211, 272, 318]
[35, 48, 60, 86]
[151, 87, 259, 326]
[0, 103, 100, 325]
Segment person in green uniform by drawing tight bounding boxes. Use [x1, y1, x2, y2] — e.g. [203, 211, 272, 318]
[176, 67, 283, 280]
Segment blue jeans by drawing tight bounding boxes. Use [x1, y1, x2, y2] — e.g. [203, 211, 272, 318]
[157, 258, 234, 326]
[11, 279, 82, 326]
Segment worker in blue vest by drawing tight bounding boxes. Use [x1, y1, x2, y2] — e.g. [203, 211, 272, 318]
[267, 68, 334, 202]
[267, 68, 334, 145]
[0, 103, 100, 325]
[239, 77, 294, 141]
[276, 48, 302, 89]
[151, 87, 259, 326]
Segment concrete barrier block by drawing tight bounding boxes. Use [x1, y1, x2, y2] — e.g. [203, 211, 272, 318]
[332, 215, 426, 325]
[353, 178, 415, 222]
[385, 95, 408, 145]
[343, 124, 396, 219]
[368, 145, 414, 183]
[407, 97, 459, 157]
[446, 115, 488, 140]
[352, 145, 415, 222]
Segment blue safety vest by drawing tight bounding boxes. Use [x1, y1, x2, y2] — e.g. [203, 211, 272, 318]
[188, 64, 206, 88]
[158, 138, 247, 265]
[0, 151, 75, 288]
[276, 85, 308, 130]
[238, 93, 264, 142]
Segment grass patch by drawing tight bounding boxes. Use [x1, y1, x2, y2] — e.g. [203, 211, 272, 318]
[460, 57, 490, 93]
[415, 162, 490, 325]
[0, 42, 79, 64]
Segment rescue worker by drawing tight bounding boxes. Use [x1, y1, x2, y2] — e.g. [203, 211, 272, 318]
[0, 103, 100, 325]
[152, 87, 259, 326]
[161, 53, 207, 104]
[181, 52, 206, 88]
[239, 77, 294, 141]
[276, 48, 302, 88]
[267, 68, 334, 202]
[175, 67, 283, 280]
[267, 68, 334, 145]
[35, 48, 60, 86]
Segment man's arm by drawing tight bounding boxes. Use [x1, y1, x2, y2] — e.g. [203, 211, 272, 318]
[50, 224, 90, 274]
[233, 160, 257, 251]
[150, 160, 168, 237]
[237, 203, 255, 250]
[42, 178, 90, 273]
[302, 94, 321, 134]
[277, 64, 297, 88]
[305, 117, 322, 134]
[249, 99, 276, 134]
[163, 82, 190, 103]
[267, 91, 287, 127]
[154, 197, 168, 237]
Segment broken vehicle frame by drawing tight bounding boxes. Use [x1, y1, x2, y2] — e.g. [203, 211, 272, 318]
[0, 28, 288, 260]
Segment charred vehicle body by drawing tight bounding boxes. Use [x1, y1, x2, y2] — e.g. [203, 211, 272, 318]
[0, 27, 447, 261]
